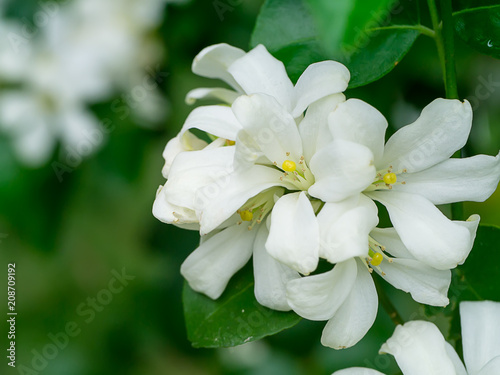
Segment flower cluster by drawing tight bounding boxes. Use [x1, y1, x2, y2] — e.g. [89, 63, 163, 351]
[153, 43, 500, 349]
[0, 0, 168, 166]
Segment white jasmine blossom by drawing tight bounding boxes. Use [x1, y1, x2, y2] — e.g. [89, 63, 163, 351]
[314, 98, 500, 269]
[332, 300, 500, 375]
[285, 221, 479, 349]
[153, 43, 351, 284]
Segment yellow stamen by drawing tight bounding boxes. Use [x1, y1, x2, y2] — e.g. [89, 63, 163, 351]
[239, 210, 253, 222]
[383, 172, 397, 185]
[282, 160, 296, 172]
[371, 253, 383, 267]
[226, 140, 235, 146]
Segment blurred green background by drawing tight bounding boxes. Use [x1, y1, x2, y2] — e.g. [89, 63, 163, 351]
[0, 0, 499, 374]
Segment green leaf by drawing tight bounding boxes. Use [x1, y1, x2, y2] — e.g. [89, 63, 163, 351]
[251, 0, 422, 87]
[183, 264, 302, 348]
[454, 5, 500, 59]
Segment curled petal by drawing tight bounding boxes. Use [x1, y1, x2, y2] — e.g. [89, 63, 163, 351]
[232, 93, 303, 166]
[179, 105, 242, 141]
[286, 259, 357, 321]
[299, 93, 345, 163]
[161, 132, 207, 178]
[292, 61, 350, 117]
[309, 140, 376, 202]
[393, 153, 500, 205]
[228, 44, 294, 110]
[185, 87, 240, 105]
[379, 98, 472, 173]
[266, 192, 319, 274]
[318, 195, 378, 263]
[366, 191, 476, 270]
[180, 224, 256, 299]
[328, 99, 388, 163]
[253, 225, 300, 311]
[192, 43, 245, 91]
[321, 259, 378, 349]
[378, 259, 451, 306]
[152, 185, 198, 227]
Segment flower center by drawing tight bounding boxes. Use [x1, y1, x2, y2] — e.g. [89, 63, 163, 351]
[276, 153, 315, 191]
[362, 236, 393, 275]
[237, 187, 284, 230]
[366, 166, 407, 191]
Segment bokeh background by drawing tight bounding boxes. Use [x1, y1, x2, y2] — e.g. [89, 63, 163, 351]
[0, 0, 499, 374]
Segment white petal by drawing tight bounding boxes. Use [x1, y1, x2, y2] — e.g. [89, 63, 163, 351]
[185, 87, 240, 105]
[161, 132, 207, 178]
[192, 43, 245, 91]
[180, 224, 256, 299]
[460, 300, 500, 375]
[332, 369, 386, 375]
[253, 225, 300, 311]
[378, 259, 451, 306]
[179, 105, 242, 141]
[444, 342, 468, 375]
[379, 99, 472, 173]
[299, 93, 345, 163]
[292, 61, 350, 117]
[309, 140, 376, 202]
[286, 259, 357, 321]
[393, 153, 500, 205]
[477, 357, 500, 375]
[317, 195, 378, 263]
[164, 146, 234, 210]
[232, 93, 303, 166]
[321, 259, 378, 349]
[379, 321, 458, 375]
[366, 191, 474, 270]
[266, 192, 319, 274]
[369, 227, 415, 259]
[328, 99, 388, 163]
[198, 165, 294, 235]
[228, 44, 294, 110]
[152, 185, 199, 225]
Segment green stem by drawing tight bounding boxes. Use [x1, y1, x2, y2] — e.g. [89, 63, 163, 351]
[374, 277, 404, 326]
[428, 0, 463, 220]
[368, 25, 436, 39]
[440, 0, 459, 99]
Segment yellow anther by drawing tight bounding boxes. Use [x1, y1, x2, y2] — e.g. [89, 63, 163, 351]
[226, 140, 235, 146]
[383, 172, 397, 185]
[371, 253, 383, 266]
[239, 210, 253, 222]
[282, 160, 296, 172]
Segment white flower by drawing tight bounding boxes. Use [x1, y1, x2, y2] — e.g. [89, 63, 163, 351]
[332, 300, 500, 375]
[153, 43, 351, 277]
[313, 98, 500, 270]
[284, 220, 481, 349]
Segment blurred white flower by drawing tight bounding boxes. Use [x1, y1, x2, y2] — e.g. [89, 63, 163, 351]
[332, 300, 500, 374]
[0, 0, 169, 166]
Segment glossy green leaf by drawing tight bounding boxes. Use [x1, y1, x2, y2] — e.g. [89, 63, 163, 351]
[437, 225, 500, 344]
[251, 0, 422, 87]
[183, 264, 302, 348]
[454, 5, 500, 59]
